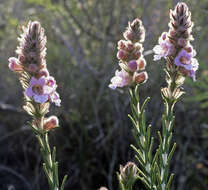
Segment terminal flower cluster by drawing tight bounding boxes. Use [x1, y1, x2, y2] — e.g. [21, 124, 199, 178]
[153, 2, 198, 81]
[8, 21, 60, 131]
[109, 18, 148, 89]
[9, 21, 61, 106]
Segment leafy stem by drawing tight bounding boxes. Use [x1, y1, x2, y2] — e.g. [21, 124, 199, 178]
[157, 59, 185, 190]
[29, 121, 67, 190]
[129, 85, 157, 190]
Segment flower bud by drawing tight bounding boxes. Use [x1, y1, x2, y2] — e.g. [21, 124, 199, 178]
[134, 43, 143, 51]
[128, 60, 137, 72]
[134, 72, 148, 84]
[117, 50, 129, 60]
[117, 40, 126, 50]
[37, 68, 49, 78]
[118, 162, 138, 189]
[18, 55, 25, 63]
[177, 38, 187, 47]
[47, 76, 56, 87]
[133, 50, 141, 60]
[123, 30, 135, 42]
[125, 41, 134, 52]
[8, 57, 23, 72]
[184, 46, 192, 53]
[28, 64, 39, 73]
[43, 116, 59, 131]
[138, 58, 146, 70]
[161, 32, 167, 40]
[169, 30, 177, 38]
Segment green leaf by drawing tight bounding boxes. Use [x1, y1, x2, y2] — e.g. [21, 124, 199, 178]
[167, 143, 176, 164]
[60, 175, 68, 190]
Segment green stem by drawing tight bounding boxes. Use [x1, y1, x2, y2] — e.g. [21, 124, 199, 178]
[28, 115, 68, 190]
[37, 132, 59, 190]
[158, 62, 182, 190]
[159, 99, 176, 190]
[129, 86, 157, 190]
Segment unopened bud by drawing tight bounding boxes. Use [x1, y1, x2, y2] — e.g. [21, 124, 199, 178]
[134, 72, 148, 84]
[37, 68, 49, 78]
[128, 60, 137, 72]
[117, 40, 126, 50]
[117, 50, 129, 60]
[133, 50, 141, 60]
[138, 58, 146, 70]
[125, 41, 134, 51]
[123, 30, 135, 42]
[169, 30, 177, 38]
[161, 32, 167, 40]
[31, 21, 40, 34]
[177, 38, 187, 47]
[134, 43, 142, 51]
[18, 55, 25, 63]
[184, 46, 192, 53]
[118, 162, 138, 188]
[43, 116, 59, 131]
[8, 57, 23, 72]
[28, 64, 39, 73]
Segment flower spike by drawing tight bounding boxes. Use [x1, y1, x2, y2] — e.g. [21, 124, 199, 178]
[8, 21, 67, 190]
[109, 18, 148, 90]
[153, 2, 198, 81]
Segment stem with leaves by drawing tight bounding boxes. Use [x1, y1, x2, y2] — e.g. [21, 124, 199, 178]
[156, 60, 185, 190]
[128, 85, 158, 190]
[30, 123, 67, 190]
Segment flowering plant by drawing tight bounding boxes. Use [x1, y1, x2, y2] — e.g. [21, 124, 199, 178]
[109, 18, 148, 90]
[110, 2, 198, 190]
[9, 21, 67, 190]
[152, 3, 198, 189]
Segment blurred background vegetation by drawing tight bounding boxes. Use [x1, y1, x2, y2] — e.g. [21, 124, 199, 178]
[0, 0, 208, 189]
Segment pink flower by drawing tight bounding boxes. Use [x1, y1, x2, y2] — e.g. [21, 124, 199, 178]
[153, 32, 175, 61]
[109, 70, 132, 89]
[175, 49, 199, 81]
[174, 49, 191, 68]
[49, 91, 61, 107]
[25, 77, 49, 103]
[25, 76, 61, 105]
[8, 57, 23, 72]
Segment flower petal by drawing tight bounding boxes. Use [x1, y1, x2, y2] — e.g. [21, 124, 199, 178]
[34, 94, 48, 103]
